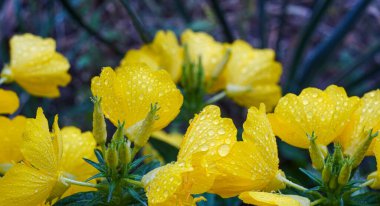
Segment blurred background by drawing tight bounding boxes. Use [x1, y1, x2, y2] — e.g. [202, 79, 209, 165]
[1, 0, 380, 204]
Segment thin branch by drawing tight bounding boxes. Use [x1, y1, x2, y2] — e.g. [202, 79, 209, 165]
[209, 0, 234, 42]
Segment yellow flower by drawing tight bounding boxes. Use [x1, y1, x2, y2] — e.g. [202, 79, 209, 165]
[151, 130, 183, 149]
[0, 89, 19, 114]
[143, 105, 237, 205]
[1, 33, 71, 98]
[181, 30, 227, 93]
[60, 127, 97, 197]
[269, 85, 359, 149]
[0, 115, 26, 173]
[0, 108, 96, 205]
[368, 139, 380, 189]
[338, 90, 380, 156]
[224, 40, 282, 111]
[239, 191, 310, 206]
[210, 104, 285, 197]
[91, 64, 183, 132]
[120, 30, 183, 82]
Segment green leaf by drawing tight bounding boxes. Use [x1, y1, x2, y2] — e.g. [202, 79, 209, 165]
[346, 191, 380, 206]
[53, 191, 106, 206]
[84, 158, 106, 173]
[85, 172, 107, 182]
[299, 168, 322, 185]
[127, 188, 147, 206]
[129, 155, 152, 171]
[94, 148, 106, 165]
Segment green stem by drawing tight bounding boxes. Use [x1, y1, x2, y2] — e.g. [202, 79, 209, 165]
[311, 198, 326, 206]
[343, 178, 375, 196]
[278, 175, 323, 198]
[205, 91, 226, 105]
[124, 178, 144, 188]
[61, 176, 99, 188]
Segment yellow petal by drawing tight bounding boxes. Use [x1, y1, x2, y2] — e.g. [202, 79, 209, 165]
[12, 53, 71, 98]
[368, 139, 380, 189]
[224, 40, 282, 110]
[151, 130, 183, 149]
[210, 141, 278, 198]
[181, 30, 227, 93]
[10, 33, 55, 69]
[239, 192, 309, 206]
[269, 85, 359, 149]
[0, 163, 56, 206]
[227, 84, 282, 112]
[0, 89, 19, 114]
[150, 30, 183, 83]
[142, 143, 165, 164]
[143, 162, 193, 205]
[338, 90, 380, 156]
[120, 46, 160, 71]
[243, 104, 279, 170]
[0, 116, 26, 165]
[21, 108, 58, 174]
[177, 105, 237, 161]
[91, 64, 183, 131]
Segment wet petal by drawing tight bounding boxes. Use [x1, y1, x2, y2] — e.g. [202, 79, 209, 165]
[239, 192, 309, 206]
[0, 116, 26, 164]
[0, 89, 19, 114]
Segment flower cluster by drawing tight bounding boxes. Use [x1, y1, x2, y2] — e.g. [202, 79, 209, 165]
[0, 31, 380, 206]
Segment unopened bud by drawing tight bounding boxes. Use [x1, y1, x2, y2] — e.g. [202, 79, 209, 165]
[329, 175, 338, 190]
[128, 103, 160, 148]
[332, 143, 344, 166]
[338, 159, 352, 185]
[91, 96, 107, 145]
[307, 132, 325, 170]
[106, 143, 119, 169]
[351, 129, 378, 168]
[112, 122, 125, 144]
[119, 142, 132, 165]
[322, 156, 333, 185]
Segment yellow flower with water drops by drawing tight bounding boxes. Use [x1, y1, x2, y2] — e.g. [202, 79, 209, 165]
[239, 191, 310, 206]
[338, 90, 380, 156]
[151, 130, 183, 149]
[60, 127, 97, 197]
[143, 105, 237, 204]
[0, 89, 19, 114]
[120, 30, 183, 83]
[210, 104, 285, 198]
[1, 34, 71, 98]
[91, 64, 183, 134]
[224, 40, 282, 111]
[0, 115, 26, 174]
[268, 85, 359, 149]
[181, 29, 228, 93]
[0, 108, 96, 205]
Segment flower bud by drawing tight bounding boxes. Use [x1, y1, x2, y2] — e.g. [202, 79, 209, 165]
[106, 143, 119, 169]
[91, 96, 107, 146]
[329, 175, 338, 190]
[307, 132, 325, 170]
[338, 159, 352, 186]
[112, 122, 125, 144]
[351, 129, 378, 168]
[332, 143, 344, 166]
[322, 156, 333, 185]
[119, 141, 132, 165]
[128, 103, 160, 148]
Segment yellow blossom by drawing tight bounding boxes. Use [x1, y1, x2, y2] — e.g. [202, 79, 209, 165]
[0, 108, 96, 205]
[239, 191, 310, 206]
[143, 105, 237, 205]
[0, 89, 19, 114]
[0, 115, 26, 173]
[91, 64, 183, 133]
[151, 131, 183, 149]
[181, 30, 227, 93]
[60, 127, 97, 197]
[210, 104, 285, 197]
[269, 85, 359, 149]
[120, 30, 183, 82]
[338, 90, 380, 156]
[1, 34, 71, 98]
[224, 40, 282, 111]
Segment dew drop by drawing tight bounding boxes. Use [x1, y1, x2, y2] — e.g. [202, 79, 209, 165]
[218, 144, 230, 157]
